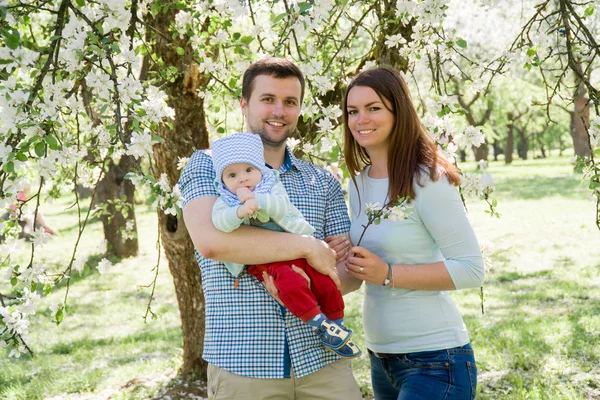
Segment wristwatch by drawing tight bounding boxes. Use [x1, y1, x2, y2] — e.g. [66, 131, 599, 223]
[382, 263, 392, 286]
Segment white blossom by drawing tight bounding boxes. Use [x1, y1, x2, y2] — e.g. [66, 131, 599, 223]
[127, 131, 154, 159]
[73, 257, 87, 273]
[0, 142, 12, 163]
[20, 263, 49, 285]
[286, 138, 301, 151]
[175, 11, 194, 38]
[96, 258, 112, 274]
[439, 142, 458, 163]
[316, 118, 334, 133]
[320, 136, 336, 153]
[177, 157, 190, 170]
[385, 34, 407, 49]
[365, 202, 383, 214]
[30, 228, 52, 248]
[387, 206, 407, 222]
[9, 344, 27, 358]
[302, 142, 314, 154]
[18, 288, 40, 316]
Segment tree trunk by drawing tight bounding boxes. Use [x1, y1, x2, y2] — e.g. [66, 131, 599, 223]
[492, 139, 502, 161]
[472, 143, 489, 161]
[146, 3, 210, 376]
[517, 130, 528, 160]
[505, 127, 514, 164]
[96, 156, 139, 258]
[570, 79, 590, 157]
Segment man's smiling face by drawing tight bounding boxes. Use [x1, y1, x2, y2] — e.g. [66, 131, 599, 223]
[240, 74, 302, 150]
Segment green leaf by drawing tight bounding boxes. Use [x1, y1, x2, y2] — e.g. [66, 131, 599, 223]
[240, 36, 254, 46]
[492, 198, 498, 207]
[584, 6, 594, 17]
[590, 181, 600, 190]
[456, 38, 467, 49]
[2, 161, 14, 173]
[594, 148, 600, 156]
[16, 152, 27, 162]
[151, 135, 164, 143]
[2, 28, 20, 49]
[298, 2, 312, 13]
[135, 44, 148, 56]
[217, 126, 225, 134]
[55, 308, 64, 325]
[31, 281, 37, 292]
[271, 12, 287, 24]
[44, 134, 60, 150]
[0, 58, 14, 64]
[124, 172, 136, 180]
[34, 141, 45, 157]
[175, 47, 185, 55]
[526, 47, 537, 57]
[76, 0, 85, 7]
[233, 32, 241, 41]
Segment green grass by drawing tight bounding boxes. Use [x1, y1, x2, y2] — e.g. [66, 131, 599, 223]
[2, 153, 600, 399]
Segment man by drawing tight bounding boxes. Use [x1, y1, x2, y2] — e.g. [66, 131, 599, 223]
[179, 58, 362, 399]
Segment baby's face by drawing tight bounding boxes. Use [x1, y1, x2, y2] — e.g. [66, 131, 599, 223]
[222, 163, 263, 193]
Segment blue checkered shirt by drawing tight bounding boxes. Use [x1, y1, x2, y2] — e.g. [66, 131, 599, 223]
[178, 147, 350, 379]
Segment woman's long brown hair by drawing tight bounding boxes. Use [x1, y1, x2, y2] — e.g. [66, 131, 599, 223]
[343, 66, 460, 207]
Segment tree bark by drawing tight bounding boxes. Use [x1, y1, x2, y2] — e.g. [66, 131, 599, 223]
[472, 143, 489, 161]
[492, 139, 501, 161]
[570, 77, 590, 157]
[505, 126, 514, 164]
[517, 130, 528, 160]
[96, 156, 139, 258]
[146, 3, 210, 376]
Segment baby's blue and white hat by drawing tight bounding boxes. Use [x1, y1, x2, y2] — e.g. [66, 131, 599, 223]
[211, 132, 270, 182]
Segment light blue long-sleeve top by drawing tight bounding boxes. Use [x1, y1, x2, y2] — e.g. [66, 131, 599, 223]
[212, 172, 315, 277]
[349, 166, 485, 353]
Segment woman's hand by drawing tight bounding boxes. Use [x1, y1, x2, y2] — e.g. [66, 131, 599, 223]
[262, 265, 311, 305]
[324, 233, 351, 262]
[346, 246, 389, 285]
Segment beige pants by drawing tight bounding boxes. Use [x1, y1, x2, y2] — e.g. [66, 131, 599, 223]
[207, 360, 363, 400]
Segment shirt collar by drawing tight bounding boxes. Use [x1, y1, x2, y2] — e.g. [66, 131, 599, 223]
[265, 146, 298, 173]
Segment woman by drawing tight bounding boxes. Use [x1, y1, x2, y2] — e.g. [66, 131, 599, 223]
[342, 66, 485, 399]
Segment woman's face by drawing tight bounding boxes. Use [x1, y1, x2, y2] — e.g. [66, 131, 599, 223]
[346, 86, 395, 153]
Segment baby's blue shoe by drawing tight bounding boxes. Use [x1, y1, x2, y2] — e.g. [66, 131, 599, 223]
[318, 320, 352, 350]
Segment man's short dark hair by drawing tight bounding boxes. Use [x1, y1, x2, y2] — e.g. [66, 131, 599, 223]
[241, 58, 306, 102]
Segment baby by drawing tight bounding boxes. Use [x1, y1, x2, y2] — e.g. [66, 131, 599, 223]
[211, 132, 361, 358]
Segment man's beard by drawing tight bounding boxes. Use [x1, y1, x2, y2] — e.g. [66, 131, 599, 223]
[249, 122, 296, 149]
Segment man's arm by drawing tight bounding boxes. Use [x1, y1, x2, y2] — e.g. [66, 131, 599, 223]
[184, 195, 338, 283]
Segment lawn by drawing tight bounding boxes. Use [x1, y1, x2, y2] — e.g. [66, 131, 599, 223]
[1, 152, 599, 399]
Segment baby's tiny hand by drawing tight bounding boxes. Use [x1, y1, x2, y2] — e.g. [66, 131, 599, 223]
[237, 187, 254, 202]
[245, 198, 260, 212]
[237, 203, 254, 219]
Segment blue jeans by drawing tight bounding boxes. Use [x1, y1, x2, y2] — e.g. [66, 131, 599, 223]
[369, 343, 477, 400]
